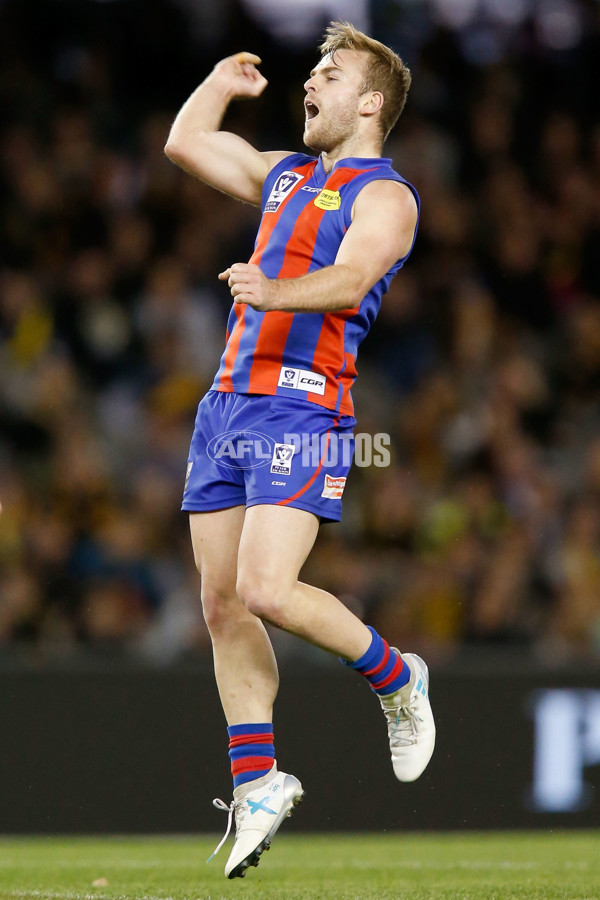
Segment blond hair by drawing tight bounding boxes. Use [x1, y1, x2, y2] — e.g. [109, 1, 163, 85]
[319, 21, 411, 143]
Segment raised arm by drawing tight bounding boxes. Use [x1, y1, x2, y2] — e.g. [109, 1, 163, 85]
[164, 52, 292, 206]
[219, 180, 418, 310]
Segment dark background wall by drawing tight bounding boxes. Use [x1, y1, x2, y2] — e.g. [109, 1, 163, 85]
[1, 663, 599, 833]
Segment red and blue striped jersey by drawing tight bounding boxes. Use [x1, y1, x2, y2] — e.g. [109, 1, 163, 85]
[212, 153, 419, 416]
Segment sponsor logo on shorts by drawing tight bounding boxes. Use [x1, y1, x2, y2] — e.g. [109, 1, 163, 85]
[321, 474, 347, 499]
[265, 171, 304, 212]
[277, 366, 326, 396]
[270, 442, 295, 476]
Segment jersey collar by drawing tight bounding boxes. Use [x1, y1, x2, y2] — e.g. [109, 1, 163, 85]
[315, 155, 392, 180]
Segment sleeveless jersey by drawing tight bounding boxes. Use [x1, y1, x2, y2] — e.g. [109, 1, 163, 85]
[211, 153, 420, 416]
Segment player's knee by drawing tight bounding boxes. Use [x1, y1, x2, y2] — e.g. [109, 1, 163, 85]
[236, 574, 288, 626]
[200, 584, 241, 632]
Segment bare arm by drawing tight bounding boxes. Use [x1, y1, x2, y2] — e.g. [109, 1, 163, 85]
[219, 180, 418, 310]
[164, 52, 291, 206]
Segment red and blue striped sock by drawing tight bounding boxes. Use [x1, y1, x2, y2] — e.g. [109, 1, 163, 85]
[227, 723, 275, 789]
[344, 626, 410, 695]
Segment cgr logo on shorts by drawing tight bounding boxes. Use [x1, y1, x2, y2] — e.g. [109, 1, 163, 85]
[270, 442, 295, 476]
[265, 171, 304, 212]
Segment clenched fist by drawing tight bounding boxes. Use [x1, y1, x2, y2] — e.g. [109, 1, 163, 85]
[210, 52, 268, 101]
[219, 263, 278, 311]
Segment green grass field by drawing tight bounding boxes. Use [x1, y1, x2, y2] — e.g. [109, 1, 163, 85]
[0, 832, 599, 900]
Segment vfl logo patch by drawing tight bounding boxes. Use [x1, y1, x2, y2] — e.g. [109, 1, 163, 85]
[321, 474, 346, 499]
[271, 443, 295, 476]
[265, 171, 304, 212]
[314, 189, 341, 210]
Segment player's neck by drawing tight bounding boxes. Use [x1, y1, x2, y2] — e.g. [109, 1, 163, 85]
[320, 135, 383, 173]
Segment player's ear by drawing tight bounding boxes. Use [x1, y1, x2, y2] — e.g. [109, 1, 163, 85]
[360, 91, 384, 118]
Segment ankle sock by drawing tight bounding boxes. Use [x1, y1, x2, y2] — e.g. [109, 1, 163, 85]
[227, 722, 275, 789]
[343, 626, 410, 695]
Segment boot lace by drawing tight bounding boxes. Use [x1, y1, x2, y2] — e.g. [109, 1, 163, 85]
[384, 703, 423, 748]
[207, 797, 248, 862]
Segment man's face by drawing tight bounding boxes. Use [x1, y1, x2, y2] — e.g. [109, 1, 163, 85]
[303, 49, 368, 153]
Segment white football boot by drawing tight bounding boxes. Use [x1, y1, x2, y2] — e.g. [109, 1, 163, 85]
[209, 764, 304, 879]
[379, 651, 435, 782]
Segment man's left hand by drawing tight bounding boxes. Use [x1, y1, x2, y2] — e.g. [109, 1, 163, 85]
[218, 263, 277, 311]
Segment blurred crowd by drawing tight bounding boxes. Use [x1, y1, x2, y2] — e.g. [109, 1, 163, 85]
[1, 0, 599, 666]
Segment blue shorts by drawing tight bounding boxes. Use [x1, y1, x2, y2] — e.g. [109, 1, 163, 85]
[182, 391, 356, 523]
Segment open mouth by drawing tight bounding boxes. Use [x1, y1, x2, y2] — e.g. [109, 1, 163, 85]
[305, 100, 319, 121]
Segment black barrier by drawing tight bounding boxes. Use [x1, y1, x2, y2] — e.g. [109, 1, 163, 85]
[0, 663, 599, 832]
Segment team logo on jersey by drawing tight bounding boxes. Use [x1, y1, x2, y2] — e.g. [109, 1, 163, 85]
[265, 171, 304, 212]
[270, 443, 295, 476]
[321, 474, 347, 499]
[314, 189, 341, 210]
[277, 366, 326, 395]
